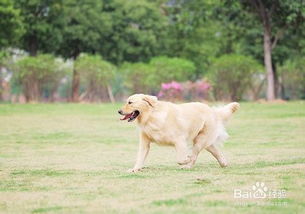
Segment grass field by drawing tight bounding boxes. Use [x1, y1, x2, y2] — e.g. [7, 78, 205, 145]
[0, 102, 304, 213]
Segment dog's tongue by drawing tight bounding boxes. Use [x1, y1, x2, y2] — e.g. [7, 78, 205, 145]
[120, 113, 132, 120]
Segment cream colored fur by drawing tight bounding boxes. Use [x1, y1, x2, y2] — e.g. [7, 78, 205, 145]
[119, 94, 240, 172]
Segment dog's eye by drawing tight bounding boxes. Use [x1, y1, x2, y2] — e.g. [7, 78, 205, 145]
[128, 101, 132, 104]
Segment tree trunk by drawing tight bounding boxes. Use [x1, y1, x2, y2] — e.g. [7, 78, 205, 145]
[71, 68, 80, 102]
[71, 52, 80, 102]
[273, 63, 279, 98]
[0, 68, 3, 101]
[263, 20, 275, 101]
[24, 79, 39, 102]
[28, 36, 38, 56]
[107, 84, 115, 103]
[255, 0, 276, 101]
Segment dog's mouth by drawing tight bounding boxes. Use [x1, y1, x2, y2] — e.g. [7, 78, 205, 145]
[120, 110, 140, 122]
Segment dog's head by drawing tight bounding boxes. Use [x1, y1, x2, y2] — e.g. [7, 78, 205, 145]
[118, 94, 157, 122]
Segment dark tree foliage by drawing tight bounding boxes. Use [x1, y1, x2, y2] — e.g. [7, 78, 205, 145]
[14, 0, 65, 56]
[0, 0, 24, 48]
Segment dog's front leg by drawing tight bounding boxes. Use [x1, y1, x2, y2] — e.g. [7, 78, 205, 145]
[128, 133, 150, 173]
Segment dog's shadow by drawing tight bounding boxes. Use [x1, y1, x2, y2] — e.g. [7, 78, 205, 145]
[122, 163, 224, 176]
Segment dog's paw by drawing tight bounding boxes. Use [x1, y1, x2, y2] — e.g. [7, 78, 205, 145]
[127, 168, 142, 173]
[177, 156, 192, 165]
[180, 164, 193, 170]
[220, 162, 228, 168]
[218, 158, 228, 168]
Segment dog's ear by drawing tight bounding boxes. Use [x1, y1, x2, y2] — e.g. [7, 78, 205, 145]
[143, 95, 158, 107]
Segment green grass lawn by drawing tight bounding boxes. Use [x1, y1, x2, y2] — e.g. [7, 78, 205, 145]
[0, 102, 304, 214]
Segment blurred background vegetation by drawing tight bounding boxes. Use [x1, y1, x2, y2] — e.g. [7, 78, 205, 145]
[0, 0, 304, 103]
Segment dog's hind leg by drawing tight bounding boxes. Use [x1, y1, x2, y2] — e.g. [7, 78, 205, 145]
[206, 144, 228, 167]
[175, 140, 191, 165]
[180, 132, 213, 169]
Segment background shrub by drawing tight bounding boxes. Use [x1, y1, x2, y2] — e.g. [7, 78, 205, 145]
[12, 54, 65, 102]
[208, 54, 263, 101]
[120, 57, 196, 95]
[148, 56, 196, 88]
[75, 54, 116, 102]
[279, 58, 305, 99]
[119, 62, 154, 94]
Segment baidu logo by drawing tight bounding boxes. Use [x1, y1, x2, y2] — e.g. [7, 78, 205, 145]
[234, 182, 286, 199]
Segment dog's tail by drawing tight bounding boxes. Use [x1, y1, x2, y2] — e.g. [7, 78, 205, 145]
[215, 102, 240, 122]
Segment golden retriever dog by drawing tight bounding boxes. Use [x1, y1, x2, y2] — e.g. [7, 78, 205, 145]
[118, 94, 240, 172]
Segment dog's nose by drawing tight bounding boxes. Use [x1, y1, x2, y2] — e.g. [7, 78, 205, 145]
[118, 110, 123, 115]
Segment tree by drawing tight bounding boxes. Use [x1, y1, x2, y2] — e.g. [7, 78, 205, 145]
[208, 54, 263, 101]
[13, 0, 65, 56]
[60, 0, 169, 101]
[238, 0, 305, 100]
[101, 0, 168, 64]
[166, 0, 305, 100]
[161, 0, 260, 77]
[56, 0, 112, 102]
[162, 0, 222, 76]
[0, 0, 24, 48]
[0, 51, 7, 101]
[12, 54, 65, 102]
[13, 0, 111, 101]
